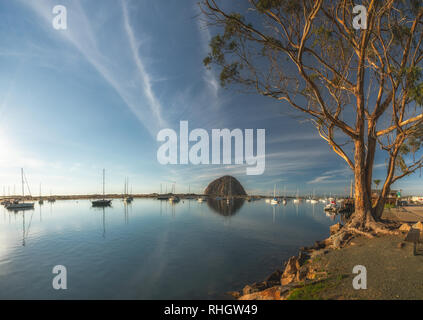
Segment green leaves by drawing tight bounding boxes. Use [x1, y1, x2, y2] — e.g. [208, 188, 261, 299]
[255, 0, 301, 14]
[220, 63, 240, 86]
[406, 66, 423, 106]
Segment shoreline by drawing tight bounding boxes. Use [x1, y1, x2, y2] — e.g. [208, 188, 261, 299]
[231, 205, 423, 300]
[0, 194, 306, 201]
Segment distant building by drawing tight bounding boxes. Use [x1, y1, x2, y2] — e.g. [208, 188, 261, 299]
[410, 196, 423, 203]
[371, 189, 400, 205]
[371, 189, 399, 198]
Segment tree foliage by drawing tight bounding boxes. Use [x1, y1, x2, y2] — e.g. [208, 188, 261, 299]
[201, 0, 423, 226]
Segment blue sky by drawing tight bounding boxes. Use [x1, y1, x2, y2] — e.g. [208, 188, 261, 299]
[0, 0, 421, 196]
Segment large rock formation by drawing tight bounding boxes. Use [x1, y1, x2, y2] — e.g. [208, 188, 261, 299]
[207, 198, 245, 216]
[204, 175, 247, 197]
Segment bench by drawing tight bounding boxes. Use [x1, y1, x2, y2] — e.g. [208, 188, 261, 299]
[404, 228, 422, 256]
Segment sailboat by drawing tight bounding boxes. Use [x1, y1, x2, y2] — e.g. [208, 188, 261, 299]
[282, 186, 287, 205]
[123, 177, 133, 203]
[168, 183, 180, 203]
[6, 168, 34, 210]
[92, 169, 112, 207]
[38, 183, 44, 205]
[47, 190, 56, 203]
[310, 189, 318, 204]
[157, 183, 170, 200]
[270, 184, 280, 205]
[293, 188, 300, 203]
[185, 184, 195, 199]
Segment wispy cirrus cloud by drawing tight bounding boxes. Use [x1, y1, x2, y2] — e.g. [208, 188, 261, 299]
[21, 0, 167, 137]
[195, 6, 221, 110]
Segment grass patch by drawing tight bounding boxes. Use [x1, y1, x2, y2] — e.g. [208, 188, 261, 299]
[287, 280, 331, 300]
[384, 203, 396, 209]
[287, 275, 347, 300]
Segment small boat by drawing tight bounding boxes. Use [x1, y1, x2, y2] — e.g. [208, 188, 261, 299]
[169, 195, 180, 203]
[7, 169, 34, 211]
[282, 199, 287, 205]
[168, 183, 180, 203]
[38, 183, 44, 205]
[270, 185, 280, 205]
[324, 200, 338, 212]
[157, 195, 170, 200]
[123, 178, 133, 203]
[270, 198, 279, 205]
[124, 197, 133, 203]
[293, 188, 301, 203]
[91, 169, 112, 207]
[310, 199, 318, 204]
[92, 199, 112, 207]
[197, 197, 206, 202]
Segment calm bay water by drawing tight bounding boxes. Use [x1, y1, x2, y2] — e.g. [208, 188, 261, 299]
[0, 199, 339, 299]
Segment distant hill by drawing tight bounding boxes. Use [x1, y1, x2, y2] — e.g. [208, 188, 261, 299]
[204, 175, 247, 196]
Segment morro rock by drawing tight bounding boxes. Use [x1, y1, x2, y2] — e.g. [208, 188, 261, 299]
[204, 175, 247, 197]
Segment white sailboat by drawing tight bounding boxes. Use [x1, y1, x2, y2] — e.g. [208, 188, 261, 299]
[293, 188, 300, 203]
[123, 177, 133, 203]
[169, 183, 180, 202]
[270, 184, 280, 205]
[6, 168, 34, 210]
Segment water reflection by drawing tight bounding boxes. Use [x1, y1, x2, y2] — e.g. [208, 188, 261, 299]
[123, 201, 130, 224]
[91, 206, 109, 238]
[206, 198, 245, 216]
[0, 199, 345, 299]
[7, 207, 36, 247]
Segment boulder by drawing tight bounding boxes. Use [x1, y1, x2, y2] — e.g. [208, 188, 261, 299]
[238, 286, 282, 300]
[227, 291, 241, 299]
[399, 223, 411, 232]
[281, 256, 300, 285]
[242, 282, 266, 295]
[296, 265, 309, 282]
[264, 270, 282, 287]
[330, 223, 343, 235]
[412, 221, 423, 232]
[204, 175, 247, 196]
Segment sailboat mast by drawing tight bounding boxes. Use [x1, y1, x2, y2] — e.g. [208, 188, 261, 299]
[21, 168, 24, 201]
[103, 169, 105, 200]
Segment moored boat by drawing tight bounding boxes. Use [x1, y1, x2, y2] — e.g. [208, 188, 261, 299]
[91, 169, 112, 208]
[7, 169, 34, 211]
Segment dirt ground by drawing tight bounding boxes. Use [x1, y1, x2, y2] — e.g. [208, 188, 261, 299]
[382, 205, 423, 223]
[307, 234, 423, 299]
[296, 206, 423, 300]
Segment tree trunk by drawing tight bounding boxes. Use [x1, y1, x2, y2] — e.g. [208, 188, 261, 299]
[349, 140, 375, 229]
[373, 193, 387, 220]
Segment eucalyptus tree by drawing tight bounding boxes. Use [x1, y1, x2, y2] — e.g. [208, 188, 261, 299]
[201, 0, 423, 233]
